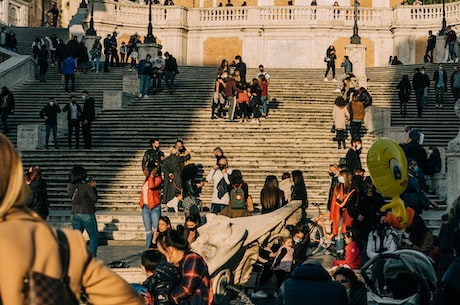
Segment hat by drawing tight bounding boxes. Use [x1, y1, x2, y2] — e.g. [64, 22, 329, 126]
[409, 130, 420, 141]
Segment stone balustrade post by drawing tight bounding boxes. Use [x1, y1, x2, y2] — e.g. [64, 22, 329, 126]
[446, 99, 460, 208]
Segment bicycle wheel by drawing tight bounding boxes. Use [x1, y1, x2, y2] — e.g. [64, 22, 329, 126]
[306, 220, 324, 255]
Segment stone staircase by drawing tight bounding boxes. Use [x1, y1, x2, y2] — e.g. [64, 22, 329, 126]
[7, 26, 70, 56]
[4, 55, 456, 239]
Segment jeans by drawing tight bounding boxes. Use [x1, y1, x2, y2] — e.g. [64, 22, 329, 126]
[227, 96, 236, 121]
[91, 55, 100, 72]
[142, 204, 161, 248]
[82, 121, 92, 148]
[64, 74, 75, 92]
[139, 75, 151, 96]
[0, 108, 9, 131]
[415, 87, 424, 116]
[68, 119, 80, 148]
[350, 120, 362, 140]
[45, 123, 57, 147]
[260, 95, 268, 116]
[211, 203, 226, 214]
[448, 42, 457, 62]
[164, 71, 175, 92]
[435, 86, 445, 105]
[72, 213, 98, 256]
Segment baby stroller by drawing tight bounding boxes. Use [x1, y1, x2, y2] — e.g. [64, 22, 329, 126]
[361, 249, 437, 305]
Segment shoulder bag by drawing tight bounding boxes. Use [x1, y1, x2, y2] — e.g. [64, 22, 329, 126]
[22, 229, 80, 305]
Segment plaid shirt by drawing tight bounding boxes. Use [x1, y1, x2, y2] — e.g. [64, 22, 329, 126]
[170, 250, 213, 305]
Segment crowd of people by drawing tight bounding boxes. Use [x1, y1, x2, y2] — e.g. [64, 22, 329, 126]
[398, 62, 460, 119]
[212, 56, 270, 123]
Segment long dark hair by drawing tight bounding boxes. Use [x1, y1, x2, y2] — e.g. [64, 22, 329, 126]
[69, 166, 87, 184]
[406, 214, 429, 247]
[230, 169, 244, 186]
[260, 175, 283, 212]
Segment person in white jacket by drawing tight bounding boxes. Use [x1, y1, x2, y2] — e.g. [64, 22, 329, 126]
[367, 223, 398, 291]
[205, 156, 232, 214]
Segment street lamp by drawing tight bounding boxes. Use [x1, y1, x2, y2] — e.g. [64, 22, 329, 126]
[350, 0, 361, 44]
[86, 0, 97, 36]
[41, 0, 45, 26]
[144, 0, 156, 43]
[439, 0, 446, 35]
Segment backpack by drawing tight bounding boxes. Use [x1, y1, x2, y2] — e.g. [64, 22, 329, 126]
[229, 184, 246, 209]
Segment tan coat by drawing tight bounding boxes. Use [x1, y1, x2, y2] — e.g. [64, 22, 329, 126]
[332, 104, 350, 130]
[0, 208, 143, 305]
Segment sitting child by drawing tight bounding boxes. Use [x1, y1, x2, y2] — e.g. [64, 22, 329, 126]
[332, 230, 362, 269]
[140, 249, 180, 305]
[271, 236, 295, 287]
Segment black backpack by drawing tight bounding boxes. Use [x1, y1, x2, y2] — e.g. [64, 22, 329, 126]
[229, 184, 246, 209]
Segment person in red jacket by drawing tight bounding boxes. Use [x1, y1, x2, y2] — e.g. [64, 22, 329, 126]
[140, 165, 163, 248]
[332, 229, 362, 269]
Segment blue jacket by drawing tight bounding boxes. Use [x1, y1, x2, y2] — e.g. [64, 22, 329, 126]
[63, 57, 77, 75]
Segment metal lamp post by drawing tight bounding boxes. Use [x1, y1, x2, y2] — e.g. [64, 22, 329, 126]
[439, 0, 447, 35]
[144, 0, 156, 43]
[350, 0, 361, 44]
[41, 0, 45, 26]
[86, 0, 97, 35]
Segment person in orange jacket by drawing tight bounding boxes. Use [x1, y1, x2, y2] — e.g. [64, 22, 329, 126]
[140, 165, 163, 249]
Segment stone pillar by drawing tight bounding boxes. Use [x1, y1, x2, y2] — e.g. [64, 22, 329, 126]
[103, 91, 131, 110]
[345, 44, 367, 88]
[435, 36, 447, 64]
[137, 43, 162, 63]
[446, 99, 460, 207]
[17, 125, 45, 150]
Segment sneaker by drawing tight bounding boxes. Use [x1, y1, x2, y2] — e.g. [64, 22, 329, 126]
[143, 95, 149, 99]
[251, 290, 268, 299]
[435, 104, 439, 108]
[440, 103, 443, 108]
[138, 94, 143, 98]
[332, 78, 337, 82]
[456, 58, 459, 63]
[334, 88, 341, 92]
[324, 77, 328, 81]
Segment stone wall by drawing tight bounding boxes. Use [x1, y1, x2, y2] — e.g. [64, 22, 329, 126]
[0, 48, 35, 90]
[71, 1, 460, 69]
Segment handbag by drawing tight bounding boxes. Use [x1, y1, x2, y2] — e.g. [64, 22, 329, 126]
[23, 229, 80, 305]
[246, 195, 254, 212]
[330, 124, 336, 133]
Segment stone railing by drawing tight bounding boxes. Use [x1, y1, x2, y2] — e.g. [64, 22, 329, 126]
[94, 1, 459, 30]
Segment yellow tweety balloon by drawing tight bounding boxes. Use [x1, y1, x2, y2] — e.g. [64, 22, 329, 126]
[367, 138, 409, 230]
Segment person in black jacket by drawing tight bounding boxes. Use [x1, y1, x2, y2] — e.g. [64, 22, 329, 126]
[142, 138, 165, 174]
[397, 74, 411, 116]
[164, 52, 178, 94]
[333, 267, 367, 305]
[412, 67, 429, 117]
[37, 44, 49, 82]
[278, 259, 348, 305]
[141, 249, 180, 305]
[63, 96, 82, 149]
[81, 91, 96, 149]
[25, 166, 49, 220]
[40, 97, 61, 149]
[0, 86, 15, 133]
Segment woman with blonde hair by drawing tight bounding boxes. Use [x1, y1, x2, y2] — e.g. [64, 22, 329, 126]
[0, 134, 143, 305]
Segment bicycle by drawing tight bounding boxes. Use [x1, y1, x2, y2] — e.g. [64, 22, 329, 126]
[305, 202, 333, 255]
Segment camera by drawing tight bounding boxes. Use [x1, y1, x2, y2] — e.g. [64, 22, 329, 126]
[86, 176, 94, 183]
